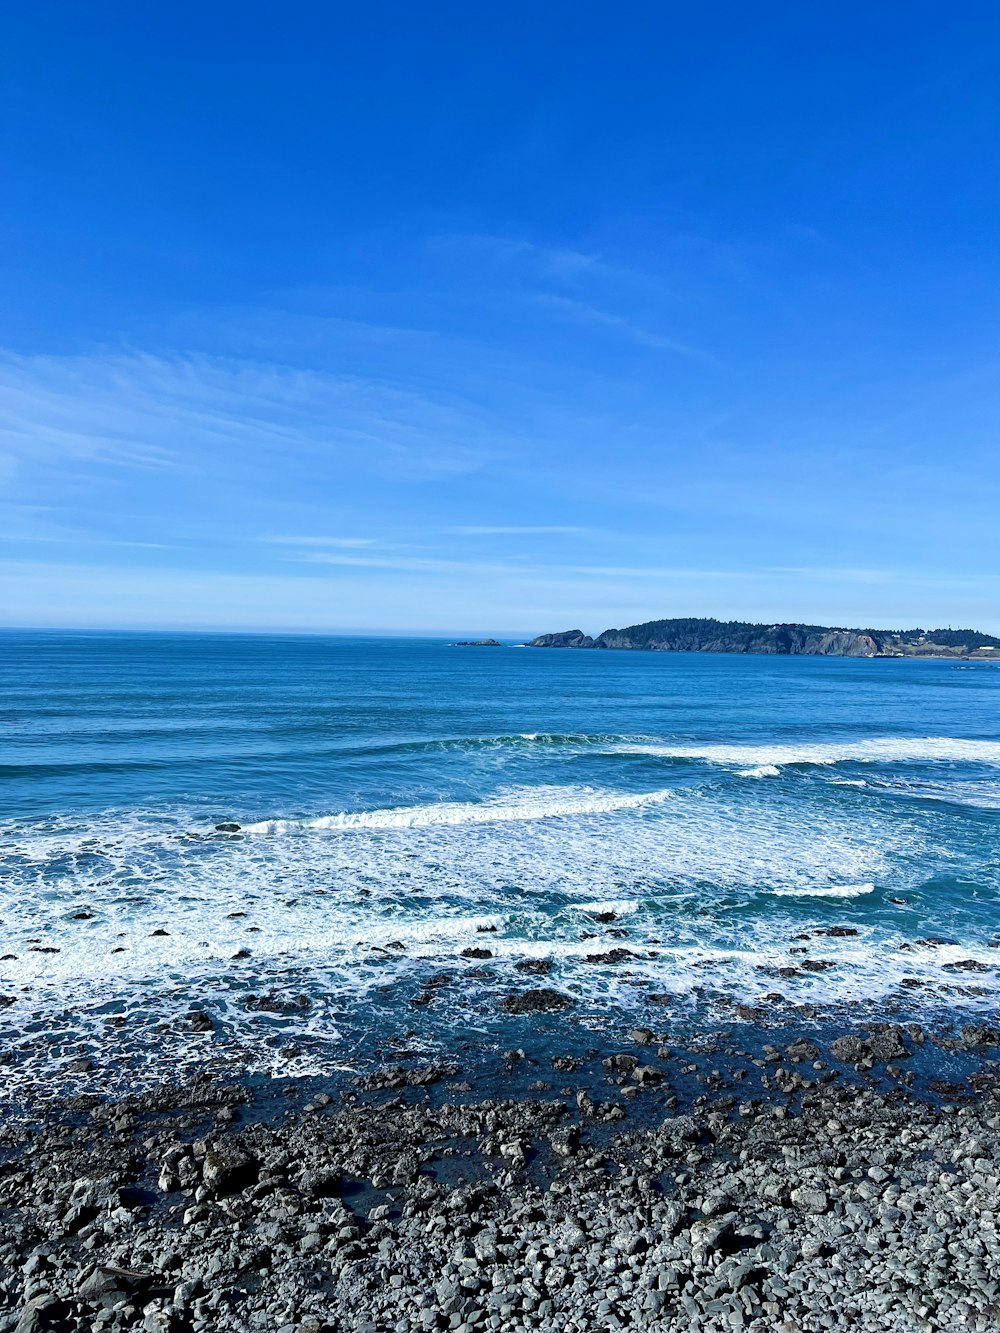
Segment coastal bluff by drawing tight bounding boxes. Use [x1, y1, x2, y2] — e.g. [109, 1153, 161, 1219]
[528, 617, 1000, 658]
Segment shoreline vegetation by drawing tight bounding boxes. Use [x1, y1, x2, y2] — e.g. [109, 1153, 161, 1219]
[527, 618, 1000, 659]
[5, 1013, 1000, 1332]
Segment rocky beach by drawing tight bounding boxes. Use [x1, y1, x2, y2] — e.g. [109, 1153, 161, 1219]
[5, 634, 1000, 1331]
[4, 1007, 1000, 1333]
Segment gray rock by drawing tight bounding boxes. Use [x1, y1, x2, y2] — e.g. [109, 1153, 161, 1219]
[789, 1186, 829, 1214]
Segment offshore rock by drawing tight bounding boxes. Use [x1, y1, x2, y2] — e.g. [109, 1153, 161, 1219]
[526, 629, 596, 648]
[500, 987, 574, 1013]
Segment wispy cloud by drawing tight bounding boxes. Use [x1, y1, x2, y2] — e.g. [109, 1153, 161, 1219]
[0, 350, 504, 484]
[294, 549, 754, 581]
[431, 233, 603, 280]
[265, 535, 377, 548]
[0, 533, 174, 549]
[451, 524, 591, 536]
[7, 557, 997, 635]
[294, 551, 523, 575]
[533, 294, 706, 357]
[0, 353, 178, 470]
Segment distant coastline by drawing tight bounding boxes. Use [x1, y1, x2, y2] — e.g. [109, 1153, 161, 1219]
[527, 616, 1000, 659]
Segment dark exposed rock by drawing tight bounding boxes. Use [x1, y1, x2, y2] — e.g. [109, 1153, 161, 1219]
[830, 1034, 867, 1063]
[500, 987, 574, 1013]
[4, 1033, 1000, 1333]
[353, 1061, 461, 1090]
[960, 1023, 1000, 1048]
[584, 947, 637, 965]
[515, 958, 553, 976]
[526, 629, 596, 648]
[201, 1142, 259, 1196]
[865, 1024, 909, 1061]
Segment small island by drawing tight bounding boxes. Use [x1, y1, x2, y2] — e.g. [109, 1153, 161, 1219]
[453, 638, 502, 646]
[527, 617, 1000, 658]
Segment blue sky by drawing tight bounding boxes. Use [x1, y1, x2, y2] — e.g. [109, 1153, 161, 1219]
[2, 2, 999, 634]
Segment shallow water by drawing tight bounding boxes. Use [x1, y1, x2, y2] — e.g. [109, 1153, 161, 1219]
[2, 630, 999, 1098]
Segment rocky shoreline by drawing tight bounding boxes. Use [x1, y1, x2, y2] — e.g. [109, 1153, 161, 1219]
[526, 618, 1000, 659]
[4, 1018, 1000, 1333]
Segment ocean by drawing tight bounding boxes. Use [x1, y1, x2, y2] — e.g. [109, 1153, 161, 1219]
[2, 629, 999, 1102]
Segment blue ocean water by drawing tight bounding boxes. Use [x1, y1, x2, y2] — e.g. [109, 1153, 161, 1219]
[2, 630, 999, 1097]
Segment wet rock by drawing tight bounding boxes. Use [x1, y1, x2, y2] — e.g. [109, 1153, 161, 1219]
[244, 992, 311, 1014]
[865, 1024, 909, 1061]
[632, 1065, 664, 1085]
[500, 988, 574, 1014]
[215, 822, 241, 832]
[830, 1034, 867, 1063]
[353, 1061, 461, 1090]
[201, 1143, 259, 1196]
[603, 1054, 639, 1072]
[460, 947, 493, 959]
[584, 947, 637, 965]
[8, 1017, 1000, 1333]
[420, 973, 452, 989]
[515, 959, 553, 976]
[960, 1023, 1000, 1048]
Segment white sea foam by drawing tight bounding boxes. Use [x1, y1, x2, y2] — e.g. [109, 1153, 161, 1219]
[245, 785, 675, 834]
[737, 764, 782, 778]
[871, 777, 1000, 811]
[615, 736, 1000, 768]
[768, 882, 876, 899]
[3, 757, 997, 1105]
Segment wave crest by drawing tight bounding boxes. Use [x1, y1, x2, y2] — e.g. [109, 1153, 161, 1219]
[245, 785, 674, 835]
[616, 737, 1000, 768]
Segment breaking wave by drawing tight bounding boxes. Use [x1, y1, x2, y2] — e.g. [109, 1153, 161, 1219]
[768, 882, 876, 899]
[614, 736, 1000, 769]
[245, 785, 675, 834]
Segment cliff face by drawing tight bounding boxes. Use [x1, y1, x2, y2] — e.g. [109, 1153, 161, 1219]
[529, 630, 597, 648]
[527, 618, 1000, 658]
